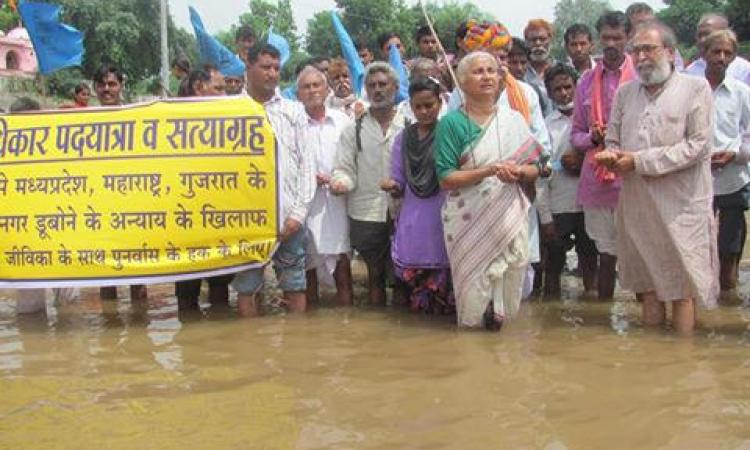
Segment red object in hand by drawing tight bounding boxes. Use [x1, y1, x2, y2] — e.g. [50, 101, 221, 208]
[594, 164, 618, 183]
[588, 148, 619, 184]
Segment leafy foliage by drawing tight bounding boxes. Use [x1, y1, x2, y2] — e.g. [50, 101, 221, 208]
[0, 3, 19, 32]
[28, 0, 195, 86]
[305, 0, 494, 60]
[551, 0, 611, 60]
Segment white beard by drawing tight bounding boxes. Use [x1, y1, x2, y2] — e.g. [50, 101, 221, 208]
[638, 57, 672, 87]
[530, 49, 549, 63]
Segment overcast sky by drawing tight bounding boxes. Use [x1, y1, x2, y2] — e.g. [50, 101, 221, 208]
[170, 0, 665, 40]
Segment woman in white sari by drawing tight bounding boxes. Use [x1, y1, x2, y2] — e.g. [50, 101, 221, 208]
[435, 52, 543, 330]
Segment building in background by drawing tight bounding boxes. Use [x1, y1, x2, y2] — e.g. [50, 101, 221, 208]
[0, 27, 38, 78]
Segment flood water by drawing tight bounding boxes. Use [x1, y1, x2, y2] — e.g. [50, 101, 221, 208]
[2, 270, 750, 450]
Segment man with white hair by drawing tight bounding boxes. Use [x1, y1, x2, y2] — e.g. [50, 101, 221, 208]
[700, 29, 750, 296]
[331, 62, 405, 306]
[296, 66, 354, 306]
[597, 21, 716, 333]
[684, 13, 750, 86]
[571, 10, 634, 301]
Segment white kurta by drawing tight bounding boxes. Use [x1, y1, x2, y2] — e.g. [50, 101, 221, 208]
[606, 72, 718, 308]
[300, 109, 352, 285]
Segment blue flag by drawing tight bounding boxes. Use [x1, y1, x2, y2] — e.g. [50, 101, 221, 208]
[18, 1, 83, 75]
[330, 11, 364, 95]
[189, 7, 245, 77]
[388, 44, 409, 104]
[267, 27, 290, 69]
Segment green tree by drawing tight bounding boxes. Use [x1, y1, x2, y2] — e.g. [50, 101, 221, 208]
[305, 11, 336, 58]
[409, 1, 494, 53]
[551, 0, 611, 60]
[236, 0, 299, 53]
[0, 4, 19, 32]
[306, 0, 494, 59]
[35, 0, 195, 86]
[657, 0, 720, 46]
[335, 0, 418, 58]
[214, 0, 305, 80]
[725, 0, 750, 41]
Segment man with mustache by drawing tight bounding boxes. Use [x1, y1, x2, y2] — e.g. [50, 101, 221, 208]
[93, 65, 148, 302]
[685, 13, 750, 86]
[325, 58, 367, 119]
[564, 24, 596, 76]
[570, 11, 634, 301]
[523, 19, 555, 117]
[596, 21, 716, 333]
[509, 37, 550, 117]
[625, 3, 685, 71]
[700, 29, 750, 298]
[296, 67, 354, 307]
[231, 44, 315, 317]
[173, 65, 234, 313]
[331, 63, 405, 306]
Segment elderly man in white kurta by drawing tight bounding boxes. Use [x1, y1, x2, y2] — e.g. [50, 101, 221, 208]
[296, 66, 354, 306]
[597, 22, 717, 333]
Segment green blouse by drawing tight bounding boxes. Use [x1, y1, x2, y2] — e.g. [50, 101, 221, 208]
[434, 110, 484, 181]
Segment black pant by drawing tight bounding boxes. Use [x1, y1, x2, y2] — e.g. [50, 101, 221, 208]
[175, 275, 234, 307]
[714, 185, 749, 257]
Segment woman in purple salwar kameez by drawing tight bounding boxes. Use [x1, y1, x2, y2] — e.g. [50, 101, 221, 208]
[381, 78, 454, 313]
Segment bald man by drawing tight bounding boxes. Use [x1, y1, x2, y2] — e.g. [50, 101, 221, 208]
[684, 13, 750, 85]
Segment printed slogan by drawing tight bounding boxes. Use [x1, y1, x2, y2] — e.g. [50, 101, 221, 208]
[0, 96, 279, 287]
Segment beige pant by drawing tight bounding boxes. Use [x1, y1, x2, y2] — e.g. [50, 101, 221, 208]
[583, 207, 617, 256]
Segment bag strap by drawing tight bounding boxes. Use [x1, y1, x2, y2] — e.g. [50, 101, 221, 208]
[355, 115, 364, 152]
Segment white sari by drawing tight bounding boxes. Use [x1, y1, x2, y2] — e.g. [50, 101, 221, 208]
[442, 107, 542, 327]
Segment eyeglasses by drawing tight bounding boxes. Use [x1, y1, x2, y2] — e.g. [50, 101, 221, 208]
[629, 43, 664, 55]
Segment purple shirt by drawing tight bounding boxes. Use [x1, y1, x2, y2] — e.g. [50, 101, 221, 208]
[390, 132, 449, 269]
[571, 61, 626, 208]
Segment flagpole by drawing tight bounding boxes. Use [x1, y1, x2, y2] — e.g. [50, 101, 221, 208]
[418, 0, 460, 102]
[159, 0, 170, 97]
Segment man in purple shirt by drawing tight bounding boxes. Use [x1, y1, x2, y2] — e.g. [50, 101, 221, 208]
[571, 11, 632, 300]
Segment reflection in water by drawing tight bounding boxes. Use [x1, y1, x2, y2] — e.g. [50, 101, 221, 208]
[0, 308, 22, 372]
[0, 277, 749, 449]
[146, 296, 183, 372]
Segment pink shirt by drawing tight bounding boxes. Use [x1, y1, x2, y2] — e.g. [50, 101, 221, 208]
[571, 61, 627, 208]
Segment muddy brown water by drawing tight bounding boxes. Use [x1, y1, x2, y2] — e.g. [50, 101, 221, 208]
[1, 268, 749, 449]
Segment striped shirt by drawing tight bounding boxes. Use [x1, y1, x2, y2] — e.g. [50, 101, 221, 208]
[263, 93, 316, 223]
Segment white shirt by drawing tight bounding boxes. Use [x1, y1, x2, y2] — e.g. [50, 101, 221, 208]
[300, 108, 351, 254]
[566, 55, 597, 75]
[325, 93, 369, 120]
[448, 81, 552, 156]
[263, 93, 315, 223]
[332, 108, 405, 222]
[685, 56, 750, 86]
[710, 76, 750, 196]
[536, 109, 582, 224]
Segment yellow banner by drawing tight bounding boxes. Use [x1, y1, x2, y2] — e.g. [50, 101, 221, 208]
[0, 96, 278, 287]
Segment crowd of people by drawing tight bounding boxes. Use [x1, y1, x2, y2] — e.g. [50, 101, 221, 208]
[9, 3, 750, 334]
